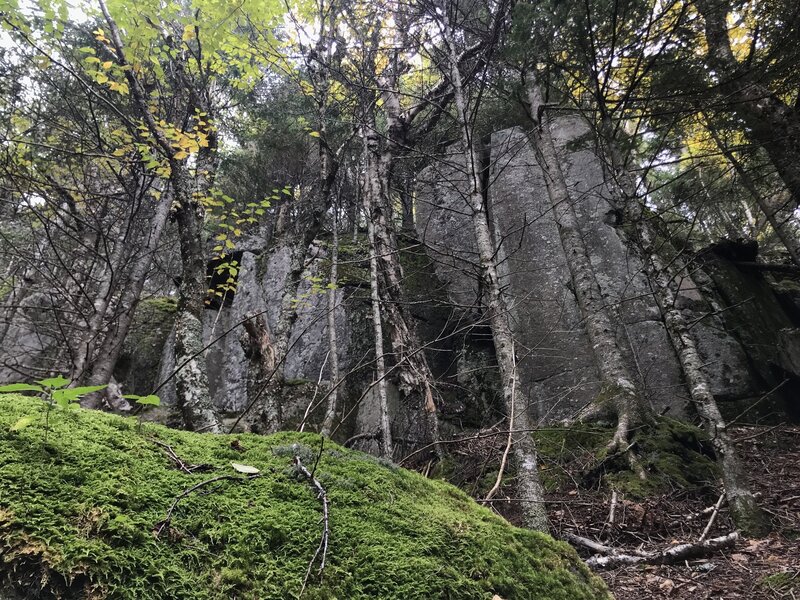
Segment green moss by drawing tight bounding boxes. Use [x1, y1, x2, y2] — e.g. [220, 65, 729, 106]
[757, 571, 799, 594]
[115, 297, 178, 395]
[0, 395, 609, 600]
[533, 419, 718, 498]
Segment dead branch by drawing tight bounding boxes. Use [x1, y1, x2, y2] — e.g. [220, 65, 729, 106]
[155, 474, 246, 537]
[700, 492, 725, 541]
[585, 532, 739, 570]
[295, 449, 331, 596]
[149, 438, 213, 474]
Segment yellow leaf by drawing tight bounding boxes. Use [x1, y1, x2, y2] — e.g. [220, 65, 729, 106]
[182, 25, 196, 41]
[101, 60, 112, 69]
[173, 150, 189, 160]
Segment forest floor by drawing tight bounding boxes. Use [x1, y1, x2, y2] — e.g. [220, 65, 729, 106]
[472, 424, 800, 599]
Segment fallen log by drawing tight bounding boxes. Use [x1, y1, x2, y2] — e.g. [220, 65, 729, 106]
[584, 532, 739, 570]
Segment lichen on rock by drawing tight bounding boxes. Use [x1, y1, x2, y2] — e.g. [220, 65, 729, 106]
[0, 395, 610, 599]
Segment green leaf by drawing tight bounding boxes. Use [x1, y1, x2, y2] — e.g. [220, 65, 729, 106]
[0, 383, 44, 393]
[52, 389, 82, 404]
[231, 462, 260, 475]
[69, 385, 107, 396]
[36, 376, 70, 388]
[135, 395, 161, 406]
[10, 416, 33, 431]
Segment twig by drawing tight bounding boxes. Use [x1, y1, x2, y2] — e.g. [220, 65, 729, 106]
[155, 475, 245, 537]
[295, 453, 331, 596]
[608, 490, 619, 526]
[150, 438, 213, 474]
[483, 343, 516, 502]
[699, 492, 725, 542]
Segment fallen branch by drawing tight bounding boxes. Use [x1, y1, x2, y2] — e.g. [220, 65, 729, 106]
[155, 474, 247, 537]
[294, 446, 331, 596]
[700, 492, 725, 541]
[150, 438, 213, 474]
[585, 532, 739, 570]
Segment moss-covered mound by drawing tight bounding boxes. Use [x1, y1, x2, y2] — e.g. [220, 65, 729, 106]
[0, 395, 609, 600]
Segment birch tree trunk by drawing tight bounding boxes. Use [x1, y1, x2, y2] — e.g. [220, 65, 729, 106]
[442, 23, 548, 532]
[364, 132, 394, 459]
[590, 85, 770, 537]
[525, 74, 648, 458]
[321, 197, 340, 437]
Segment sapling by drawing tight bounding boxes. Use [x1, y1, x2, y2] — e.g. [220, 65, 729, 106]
[0, 376, 106, 442]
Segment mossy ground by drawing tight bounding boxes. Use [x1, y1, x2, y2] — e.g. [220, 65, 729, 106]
[0, 395, 609, 600]
[534, 419, 718, 497]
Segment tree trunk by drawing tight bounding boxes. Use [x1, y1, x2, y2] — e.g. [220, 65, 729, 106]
[85, 189, 173, 392]
[363, 123, 441, 455]
[171, 165, 222, 433]
[320, 199, 340, 437]
[591, 87, 770, 537]
[525, 74, 648, 458]
[363, 134, 394, 458]
[444, 27, 548, 532]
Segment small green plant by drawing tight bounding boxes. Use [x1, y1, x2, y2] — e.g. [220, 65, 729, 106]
[123, 394, 161, 430]
[0, 376, 106, 442]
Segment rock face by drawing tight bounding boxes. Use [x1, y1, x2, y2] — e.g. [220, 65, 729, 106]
[153, 242, 371, 432]
[415, 116, 800, 423]
[1, 117, 798, 433]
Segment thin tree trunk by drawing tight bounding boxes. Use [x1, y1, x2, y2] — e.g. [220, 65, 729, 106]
[525, 73, 648, 458]
[591, 88, 770, 537]
[443, 27, 548, 532]
[321, 198, 340, 437]
[363, 122, 441, 455]
[363, 137, 394, 458]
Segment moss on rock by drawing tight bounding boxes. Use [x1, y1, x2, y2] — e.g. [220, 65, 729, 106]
[534, 419, 718, 497]
[114, 297, 177, 396]
[0, 395, 609, 600]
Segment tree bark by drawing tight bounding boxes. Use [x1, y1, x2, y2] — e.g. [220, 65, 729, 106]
[171, 165, 222, 433]
[525, 73, 648, 458]
[363, 132, 394, 459]
[363, 122, 441, 455]
[320, 198, 340, 437]
[590, 85, 770, 537]
[443, 23, 548, 532]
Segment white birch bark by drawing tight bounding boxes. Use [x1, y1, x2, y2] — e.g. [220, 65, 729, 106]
[442, 18, 548, 532]
[526, 74, 647, 455]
